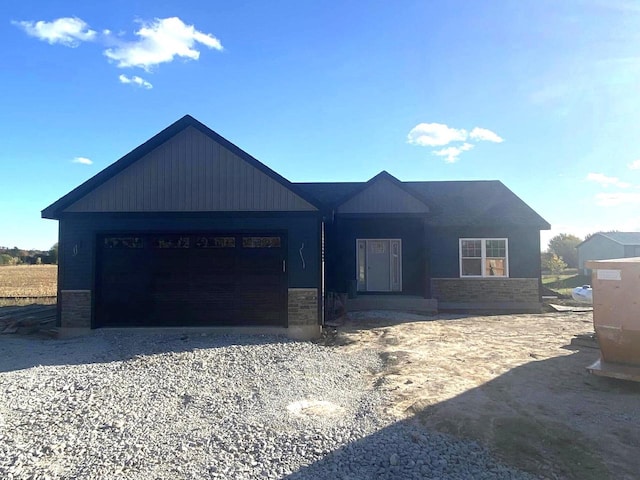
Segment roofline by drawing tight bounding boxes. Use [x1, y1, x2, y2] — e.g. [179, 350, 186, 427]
[577, 232, 640, 247]
[493, 181, 551, 230]
[42, 115, 322, 219]
[576, 233, 601, 248]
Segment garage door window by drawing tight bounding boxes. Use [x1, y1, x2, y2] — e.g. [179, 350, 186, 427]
[242, 236, 281, 248]
[152, 236, 190, 249]
[104, 237, 143, 249]
[195, 236, 236, 248]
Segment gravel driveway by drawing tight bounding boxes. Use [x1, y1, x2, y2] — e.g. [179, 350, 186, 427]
[0, 331, 535, 479]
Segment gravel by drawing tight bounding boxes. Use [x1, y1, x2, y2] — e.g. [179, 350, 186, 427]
[0, 331, 537, 479]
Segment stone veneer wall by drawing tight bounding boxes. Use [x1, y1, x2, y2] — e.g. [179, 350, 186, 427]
[60, 290, 92, 328]
[431, 278, 540, 304]
[287, 288, 319, 326]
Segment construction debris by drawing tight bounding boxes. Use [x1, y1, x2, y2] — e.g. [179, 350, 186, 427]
[0, 304, 57, 336]
[548, 303, 593, 313]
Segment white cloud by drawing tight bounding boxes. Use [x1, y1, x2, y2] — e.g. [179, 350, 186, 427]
[407, 123, 468, 147]
[72, 157, 93, 165]
[628, 159, 640, 170]
[595, 192, 640, 206]
[12, 17, 96, 47]
[433, 143, 474, 164]
[119, 74, 153, 89]
[469, 127, 504, 143]
[104, 17, 223, 70]
[407, 122, 504, 163]
[586, 172, 631, 188]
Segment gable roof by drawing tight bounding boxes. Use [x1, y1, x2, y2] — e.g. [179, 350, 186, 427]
[41, 115, 549, 229]
[330, 171, 431, 214]
[578, 232, 640, 247]
[296, 178, 550, 228]
[42, 115, 322, 219]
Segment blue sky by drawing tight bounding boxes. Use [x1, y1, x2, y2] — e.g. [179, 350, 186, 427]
[2, 1, 640, 250]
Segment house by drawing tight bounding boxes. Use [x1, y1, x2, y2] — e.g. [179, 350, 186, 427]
[42, 115, 550, 338]
[577, 232, 640, 275]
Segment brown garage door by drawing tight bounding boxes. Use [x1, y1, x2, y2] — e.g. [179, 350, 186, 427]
[96, 233, 287, 327]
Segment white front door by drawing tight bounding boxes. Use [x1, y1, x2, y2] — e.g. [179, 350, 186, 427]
[357, 239, 402, 292]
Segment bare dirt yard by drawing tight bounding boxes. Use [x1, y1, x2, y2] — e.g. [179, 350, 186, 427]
[333, 310, 640, 480]
[0, 265, 57, 299]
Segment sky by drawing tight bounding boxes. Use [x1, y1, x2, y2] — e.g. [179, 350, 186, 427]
[2, 0, 640, 250]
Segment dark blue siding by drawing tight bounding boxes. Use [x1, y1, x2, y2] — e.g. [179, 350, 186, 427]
[327, 217, 426, 295]
[59, 213, 320, 290]
[428, 227, 541, 278]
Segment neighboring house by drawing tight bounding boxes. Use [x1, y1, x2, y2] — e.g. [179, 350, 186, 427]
[42, 115, 550, 338]
[577, 232, 640, 275]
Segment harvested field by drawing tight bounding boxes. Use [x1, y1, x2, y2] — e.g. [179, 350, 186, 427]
[0, 265, 57, 298]
[334, 311, 640, 480]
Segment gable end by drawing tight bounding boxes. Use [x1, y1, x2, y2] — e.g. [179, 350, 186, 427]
[337, 172, 430, 214]
[43, 116, 320, 218]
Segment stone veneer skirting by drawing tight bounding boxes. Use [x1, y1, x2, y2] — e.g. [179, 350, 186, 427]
[60, 290, 92, 328]
[59, 288, 321, 339]
[431, 278, 541, 312]
[287, 288, 319, 326]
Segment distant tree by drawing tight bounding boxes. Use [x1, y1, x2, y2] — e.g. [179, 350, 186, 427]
[0, 254, 17, 265]
[543, 253, 567, 276]
[540, 251, 553, 271]
[49, 243, 58, 265]
[35, 257, 42, 265]
[548, 233, 581, 268]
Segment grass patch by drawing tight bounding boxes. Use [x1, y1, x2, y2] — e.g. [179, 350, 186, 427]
[542, 273, 591, 296]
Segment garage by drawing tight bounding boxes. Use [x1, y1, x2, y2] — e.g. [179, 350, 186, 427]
[96, 232, 287, 327]
[42, 115, 322, 338]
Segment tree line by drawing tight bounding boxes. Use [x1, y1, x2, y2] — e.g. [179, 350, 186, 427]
[0, 243, 58, 265]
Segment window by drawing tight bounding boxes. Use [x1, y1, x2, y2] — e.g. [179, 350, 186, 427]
[460, 238, 508, 277]
[195, 236, 236, 248]
[242, 236, 281, 248]
[103, 237, 143, 249]
[152, 236, 190, 249]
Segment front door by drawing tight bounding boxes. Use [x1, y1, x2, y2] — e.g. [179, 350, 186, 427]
[357, 239, 402, 292]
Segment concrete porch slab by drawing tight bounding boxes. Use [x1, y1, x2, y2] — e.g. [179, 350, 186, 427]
[346, 295, 438, 315]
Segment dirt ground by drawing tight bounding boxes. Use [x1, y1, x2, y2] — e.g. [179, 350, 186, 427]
[332, 310, 640, 480]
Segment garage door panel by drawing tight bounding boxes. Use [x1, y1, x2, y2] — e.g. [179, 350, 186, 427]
[236, 255, 281, 269]
[190, 249, 235, 266]
[96, 232, 288, 327]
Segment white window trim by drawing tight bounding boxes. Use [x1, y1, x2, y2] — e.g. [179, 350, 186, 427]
[356, 239, 402, 292]
[459, 238, 509, 278]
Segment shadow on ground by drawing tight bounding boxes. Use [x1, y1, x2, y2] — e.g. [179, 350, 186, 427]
[0, 309, 285, 373]
[289, 331, 640, 480]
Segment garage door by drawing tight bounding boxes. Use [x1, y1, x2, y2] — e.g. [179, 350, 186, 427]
[96, 233, 287, 327]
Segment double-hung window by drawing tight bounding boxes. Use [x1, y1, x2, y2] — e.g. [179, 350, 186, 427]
[459, 238, 508, 277]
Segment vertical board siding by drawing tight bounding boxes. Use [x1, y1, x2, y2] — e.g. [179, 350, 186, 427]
[325, 217, 426, 295]
[338, 178, 429, 214]
[65, 127, 316, 213]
